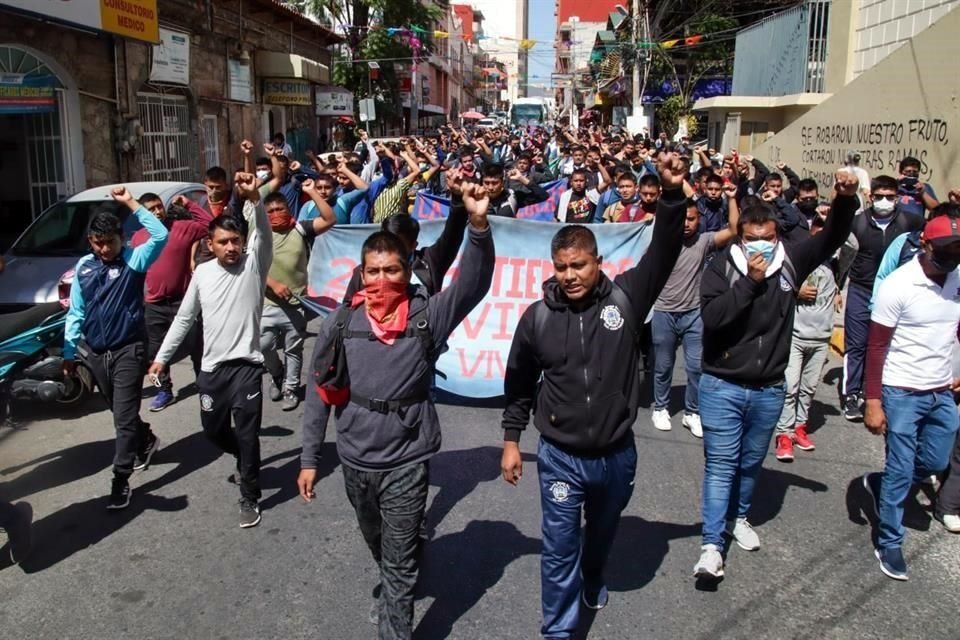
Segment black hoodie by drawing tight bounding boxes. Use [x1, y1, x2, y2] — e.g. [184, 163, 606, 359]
[501, 189, 687, 453]
[699, 193, 859, 386]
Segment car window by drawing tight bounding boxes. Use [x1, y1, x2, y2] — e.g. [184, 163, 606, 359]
[12, 201, 123, 257]
[182, 190, 208, 209]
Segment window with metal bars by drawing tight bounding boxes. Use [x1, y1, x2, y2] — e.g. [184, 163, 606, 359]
[136, 93, 199, 181]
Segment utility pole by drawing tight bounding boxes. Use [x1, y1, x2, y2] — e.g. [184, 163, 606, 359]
[631, 0, 640, 116]
[411, 64, 419, 134]
[570, 15, 579, 129]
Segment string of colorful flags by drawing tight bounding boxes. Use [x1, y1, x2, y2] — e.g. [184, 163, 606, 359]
[335, 23, 712, 49]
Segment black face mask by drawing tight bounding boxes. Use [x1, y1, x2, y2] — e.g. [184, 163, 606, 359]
[797, 200, 818, 216]
[641, 200, 658, 213]
[930, 250, 960, 274]
[704, 196, 723, 210]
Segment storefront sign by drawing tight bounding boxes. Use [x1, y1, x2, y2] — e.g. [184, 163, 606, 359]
[315, 88, 352, 116]
[228, 58, 253, 103]
[263, 79, 312, 106]
[0, 0, 160, 44]
[149, 28, 190, 85]
[0, 73, 57, 114]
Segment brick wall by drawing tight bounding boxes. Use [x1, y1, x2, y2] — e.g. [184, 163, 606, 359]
[0, 16, 120, 188]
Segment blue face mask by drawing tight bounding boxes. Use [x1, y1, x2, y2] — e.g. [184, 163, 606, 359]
[743, 239, 777, 263]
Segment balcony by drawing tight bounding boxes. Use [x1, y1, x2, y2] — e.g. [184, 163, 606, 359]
[732, 0, 831, 96]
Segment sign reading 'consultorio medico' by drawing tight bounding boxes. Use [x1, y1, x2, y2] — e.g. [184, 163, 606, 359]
[0, 0, 160, 43]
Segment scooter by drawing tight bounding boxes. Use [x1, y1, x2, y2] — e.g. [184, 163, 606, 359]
[0, 302, 93, 421]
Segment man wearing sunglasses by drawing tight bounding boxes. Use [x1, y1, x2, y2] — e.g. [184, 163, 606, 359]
[841, 176, 925, 422]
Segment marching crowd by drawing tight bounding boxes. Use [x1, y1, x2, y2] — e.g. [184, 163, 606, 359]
[3, 120, 960, 640]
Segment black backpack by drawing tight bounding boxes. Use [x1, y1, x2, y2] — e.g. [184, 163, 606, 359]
[313, 292, 440, 412]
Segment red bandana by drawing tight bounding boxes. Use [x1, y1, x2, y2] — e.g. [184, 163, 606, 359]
[350, 281, 410, 345]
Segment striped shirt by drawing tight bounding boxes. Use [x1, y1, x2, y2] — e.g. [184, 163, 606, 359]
[373, 177, 414, 223]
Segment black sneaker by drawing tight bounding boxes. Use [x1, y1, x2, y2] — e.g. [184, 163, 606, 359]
[875, 547, 908, 580]
[581, 581, 609, 610]
[133, 433, 161, 471]
[239, 499, 261, 528]
[0, 502, 33, 565]
[862, 472, 881, 521]
[107, 478, 131, 510]
[844, 394, 864, 422]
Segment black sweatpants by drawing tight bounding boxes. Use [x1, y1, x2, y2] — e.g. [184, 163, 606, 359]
[81, 341, 151, 478]
[343, 462, 429, 640]
[145, 299, 201, 389]
[196, 361, 263, 502]
[937, 430, 960, 517]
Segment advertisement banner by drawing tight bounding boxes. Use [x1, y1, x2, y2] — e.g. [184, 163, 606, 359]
[149, 28, 190, 85]
[0, 72, 57, 114]
[411, 179, 567, 222]
[263, 78, 312, 106]
[315, 88, 352, 116]
[307, 217, 653, 397]
[0, 0, 159, 44]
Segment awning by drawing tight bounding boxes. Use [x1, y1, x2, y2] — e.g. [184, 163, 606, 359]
[256, 51, 329, 84]
[420, 104, 446, 115]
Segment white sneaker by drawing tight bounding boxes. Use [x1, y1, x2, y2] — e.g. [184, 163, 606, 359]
[726, 517, 760, 551]
[652, 408, 672, 431]
[939, 513, 960, 533]
[682, 413, 703, 438]
[693, 544, 724, 579]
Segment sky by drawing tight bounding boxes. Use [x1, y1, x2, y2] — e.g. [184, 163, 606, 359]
[468, 0, 557, 98]
[525, 0, 557, 96]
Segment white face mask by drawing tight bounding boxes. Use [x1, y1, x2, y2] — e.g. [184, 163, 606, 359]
[256, 170, 270, 181]
[873, 197, 896, 216]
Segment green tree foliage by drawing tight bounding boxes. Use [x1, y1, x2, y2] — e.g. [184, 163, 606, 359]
[649, 13, 737, 136]
[304, 0, 442, 122]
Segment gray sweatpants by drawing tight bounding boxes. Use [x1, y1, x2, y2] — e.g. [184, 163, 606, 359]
[259, 303, 307, 392]
[776, 336, 829, 433]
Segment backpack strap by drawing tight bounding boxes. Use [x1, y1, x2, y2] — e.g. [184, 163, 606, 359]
[605, 283, 639, 344]
[532, 282, 640, 352]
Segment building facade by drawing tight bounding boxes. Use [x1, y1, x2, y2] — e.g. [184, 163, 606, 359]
[0, 0, 340, 238]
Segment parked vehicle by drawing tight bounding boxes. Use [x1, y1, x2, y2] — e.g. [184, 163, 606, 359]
[475, 118, 497, 129]
[0, 182, 207, 312]
[0, 301, 93, 421]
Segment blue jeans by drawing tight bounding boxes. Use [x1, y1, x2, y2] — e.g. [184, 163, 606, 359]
[878, 387, 959, 549]
[652, 309, 703, 414]
[537, 437, 637, 639]
[699, 373, 785, 547]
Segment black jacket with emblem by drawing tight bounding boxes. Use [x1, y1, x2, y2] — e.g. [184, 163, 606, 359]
[700, 193, 859, 386]
[501, 189, 687, 454]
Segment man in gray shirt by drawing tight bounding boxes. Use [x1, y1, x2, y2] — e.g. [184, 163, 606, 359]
[297, 183, 495, 639]
[651, 184, 739, 437]
[149, 173, 272, 529]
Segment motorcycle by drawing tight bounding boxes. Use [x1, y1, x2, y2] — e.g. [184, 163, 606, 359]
[0, 301, 93, 422]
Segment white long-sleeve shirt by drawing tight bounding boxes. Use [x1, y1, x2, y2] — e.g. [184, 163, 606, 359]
[155, 199, 272, 372]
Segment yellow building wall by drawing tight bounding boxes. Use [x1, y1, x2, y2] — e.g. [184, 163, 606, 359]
[754, 5, 960, 196]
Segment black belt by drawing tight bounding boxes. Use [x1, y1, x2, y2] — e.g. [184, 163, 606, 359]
[350, 391, 429, 414]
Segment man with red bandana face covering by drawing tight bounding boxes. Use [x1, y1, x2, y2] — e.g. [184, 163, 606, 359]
[298, 183, 495, 639]
[259, 180, 337, 412]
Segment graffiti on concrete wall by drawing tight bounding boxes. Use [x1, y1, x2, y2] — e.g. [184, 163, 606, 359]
[768, 118, 950, 190]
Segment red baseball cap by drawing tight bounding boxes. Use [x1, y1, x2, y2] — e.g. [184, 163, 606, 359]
[923, 215, 960, 243]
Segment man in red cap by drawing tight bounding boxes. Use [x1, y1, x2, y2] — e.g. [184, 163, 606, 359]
[862, 208, 960, 580]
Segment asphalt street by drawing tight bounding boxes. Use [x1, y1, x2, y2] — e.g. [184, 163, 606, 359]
[0, 337, 958, 640]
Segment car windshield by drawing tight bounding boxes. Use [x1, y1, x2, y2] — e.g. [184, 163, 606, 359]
[12, 200, 125, 257]
[511, 104, 544, 125]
